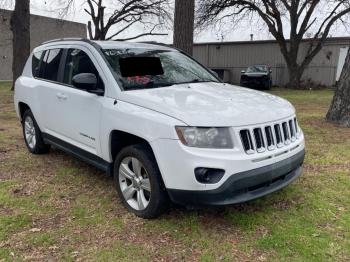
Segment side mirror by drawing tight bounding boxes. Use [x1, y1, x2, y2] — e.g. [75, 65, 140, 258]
[72, 73, 97, 91]
[241, 70, 246, 74]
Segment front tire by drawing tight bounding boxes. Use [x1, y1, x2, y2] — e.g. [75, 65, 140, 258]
[22, 109, 50, 154]
[114, 144, 168, 219]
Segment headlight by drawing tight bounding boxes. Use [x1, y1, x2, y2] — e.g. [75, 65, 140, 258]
[175, 127, 233, 149]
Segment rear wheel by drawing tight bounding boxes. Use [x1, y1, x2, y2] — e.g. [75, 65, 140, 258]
[22, 110, 50, 154]
[114, 144, 168, 218]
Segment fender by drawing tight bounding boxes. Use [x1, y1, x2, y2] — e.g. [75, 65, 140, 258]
[99, 97, 185, 162]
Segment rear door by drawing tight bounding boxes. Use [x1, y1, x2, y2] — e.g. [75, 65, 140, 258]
[35, 48, 67, 135]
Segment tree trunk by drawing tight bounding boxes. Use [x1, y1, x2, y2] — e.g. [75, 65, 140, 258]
[286, 65, 304, 89]
[326, 48, 350, 127]
[173, 0, 195, 55]
[10, 0, 31, 90]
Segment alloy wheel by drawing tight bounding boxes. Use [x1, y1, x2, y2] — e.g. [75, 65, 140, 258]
[118, 157, 151, 211]
[24, 116, 36, 149]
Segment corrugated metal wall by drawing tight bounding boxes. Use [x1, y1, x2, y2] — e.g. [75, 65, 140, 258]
[193, 38, 350, 87]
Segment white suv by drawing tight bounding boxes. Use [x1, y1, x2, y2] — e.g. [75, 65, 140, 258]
[14, 39, 305, 218]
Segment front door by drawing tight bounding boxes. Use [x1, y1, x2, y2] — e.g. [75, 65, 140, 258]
[55, 48, 105, 155]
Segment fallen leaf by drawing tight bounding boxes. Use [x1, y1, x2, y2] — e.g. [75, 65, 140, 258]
[29, 228, 41, 232]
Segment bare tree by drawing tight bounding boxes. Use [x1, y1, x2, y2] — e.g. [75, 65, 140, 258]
[326, 49, 350, 127]
[5, 0, 75, 90]
[10, 0, 30, 90]
[197, 0, 350, 88]
[84, 0, 170, 41]
[173, 0, 195, 55]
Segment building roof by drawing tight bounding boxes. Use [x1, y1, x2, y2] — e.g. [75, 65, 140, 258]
[0, 8, 85, 26]
[194, 37, 350, 46]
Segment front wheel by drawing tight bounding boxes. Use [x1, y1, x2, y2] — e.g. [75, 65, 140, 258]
[114, 144, 169, 219]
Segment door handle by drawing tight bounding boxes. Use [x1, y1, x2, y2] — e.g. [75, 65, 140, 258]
[56, 93, 67, 100]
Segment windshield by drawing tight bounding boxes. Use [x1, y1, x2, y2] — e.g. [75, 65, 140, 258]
[246, 65, 268, 73]
[102, 48, 219, 90]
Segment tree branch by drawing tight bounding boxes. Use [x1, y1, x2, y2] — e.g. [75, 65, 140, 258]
[114, 32, 168, 41]
[197, 0, 350, 87]
[113, 24, 167, 41]
[84, 0, 170, 40]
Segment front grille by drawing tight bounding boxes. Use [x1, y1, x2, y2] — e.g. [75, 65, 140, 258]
[240, 117, 300, 154]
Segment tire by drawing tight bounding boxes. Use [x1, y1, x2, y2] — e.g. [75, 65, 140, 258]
[262, 80, 271, 90]
[22, 109, 50, 154]
[114, 144, 169, 219]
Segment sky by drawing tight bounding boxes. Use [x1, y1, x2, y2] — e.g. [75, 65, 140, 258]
[2, 0, 350, 44]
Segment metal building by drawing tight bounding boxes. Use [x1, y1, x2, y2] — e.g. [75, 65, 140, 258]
[193, 37, 350, 87]
[0, 9, 86, 80]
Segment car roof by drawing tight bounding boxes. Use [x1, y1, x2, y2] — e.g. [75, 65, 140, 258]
[40, 38, 174, 51]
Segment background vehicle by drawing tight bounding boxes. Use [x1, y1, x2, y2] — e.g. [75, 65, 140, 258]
[14, 39, 305, 219]
[240, 65, 273, 90]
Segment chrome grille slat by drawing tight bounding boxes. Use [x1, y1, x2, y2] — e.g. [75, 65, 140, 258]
[239, 117, 300, 154]
[289, 120, 296, 141]
[274, 124, 284, 147]
[271, 124, 278, 149]
[282, 122, 291, 145]
[262, 126, 271, 150]
[294, 117, 299, 137]
[253, 128, 266, 153]
[240, 129, 255, 154]
[264, 126, 275, 150]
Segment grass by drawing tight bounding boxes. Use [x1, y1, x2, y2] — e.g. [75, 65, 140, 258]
[0, 81, 349, 261]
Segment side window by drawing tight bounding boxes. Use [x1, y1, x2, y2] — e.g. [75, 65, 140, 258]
[32, 51, 43, 78]
[63, 49, 103, 90]
[41, 49, 63, 82]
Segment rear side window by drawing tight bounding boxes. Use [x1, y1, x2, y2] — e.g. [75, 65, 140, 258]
[32, 51, 43, 78]
[41, 49, 63, 82]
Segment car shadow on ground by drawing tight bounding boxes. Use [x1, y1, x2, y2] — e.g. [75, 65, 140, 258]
[49, 146, 297, 221]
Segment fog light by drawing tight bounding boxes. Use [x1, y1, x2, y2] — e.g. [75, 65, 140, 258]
[194, 168, 225, 184]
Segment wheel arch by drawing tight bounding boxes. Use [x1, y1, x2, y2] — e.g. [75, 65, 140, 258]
[18, 102, 31, 122]
[109, 130, 169, 188]
[109, 130, 156, 163]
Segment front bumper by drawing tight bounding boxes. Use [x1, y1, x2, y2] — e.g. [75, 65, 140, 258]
[167, 149, 305, 206]
[241, 78, 269, 87]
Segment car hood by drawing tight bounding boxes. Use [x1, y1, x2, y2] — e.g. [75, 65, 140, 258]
[118, 82, 295, 127]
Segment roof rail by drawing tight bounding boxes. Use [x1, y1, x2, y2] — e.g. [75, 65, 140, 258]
[41, 38, 93, 45]
[138, 41, 172, 47]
